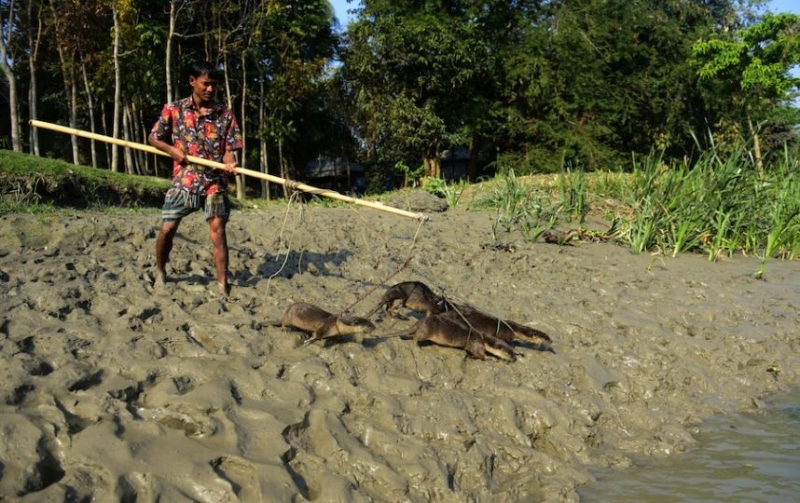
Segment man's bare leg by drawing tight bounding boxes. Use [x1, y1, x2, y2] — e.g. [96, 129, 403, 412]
[209, 216, 229, 295]
[155, 220, 180, 286]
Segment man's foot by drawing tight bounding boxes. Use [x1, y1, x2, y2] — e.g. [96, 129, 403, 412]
[218, 282, 230, 298]
[154, 269, 167, 288]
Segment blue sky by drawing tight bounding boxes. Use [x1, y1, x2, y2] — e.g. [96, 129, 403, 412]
[330, 0, 357, 26]
[330, 0, 800, 25]
[768, 0, 800, 15]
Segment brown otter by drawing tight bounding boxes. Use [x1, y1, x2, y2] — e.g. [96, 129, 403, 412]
[366, 281, 454, 318]
[410, 313, 516, 361]
[440, 307, 553, 350]
[274, 302, 376, 345]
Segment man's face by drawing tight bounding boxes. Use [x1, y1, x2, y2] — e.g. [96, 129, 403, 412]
[190, 74, 217, 105]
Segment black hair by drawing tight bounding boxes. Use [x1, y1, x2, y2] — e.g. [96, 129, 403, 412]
[189, 61, 222, 81]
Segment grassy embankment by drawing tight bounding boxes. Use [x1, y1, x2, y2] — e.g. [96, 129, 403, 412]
[2, 147, 799, 275]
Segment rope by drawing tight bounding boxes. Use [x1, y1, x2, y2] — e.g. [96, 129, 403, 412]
[338, 211, 427, 316]
[261, 191, 304, 307]
[257, 192, 439, 321]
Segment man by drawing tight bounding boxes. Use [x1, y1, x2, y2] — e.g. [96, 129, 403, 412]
[149, 61, 243, 296]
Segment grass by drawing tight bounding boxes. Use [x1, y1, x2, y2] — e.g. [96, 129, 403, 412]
[470, 141, 800, 270]
[0, 149, 169, 212]
[4, 144, 800, 270]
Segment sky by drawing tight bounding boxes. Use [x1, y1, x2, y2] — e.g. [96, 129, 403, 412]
[768, 0, 800, 15]
[330, 0, 358, 27]
[330, 0, 800, 26]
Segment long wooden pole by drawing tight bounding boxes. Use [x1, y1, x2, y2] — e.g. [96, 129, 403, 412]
[29, 119, 428, 221]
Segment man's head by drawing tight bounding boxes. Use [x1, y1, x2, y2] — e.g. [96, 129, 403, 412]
[189, 61, 223, 106]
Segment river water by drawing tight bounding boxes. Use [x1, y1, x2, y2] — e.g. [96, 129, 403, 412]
[580, 390, 800, 503]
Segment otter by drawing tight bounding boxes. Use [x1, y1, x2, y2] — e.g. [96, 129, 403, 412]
[440, 307, 553, 350]
[367, 281, 454, 318]
[410, 313, 516, 361]
[274, 302, 376, 345]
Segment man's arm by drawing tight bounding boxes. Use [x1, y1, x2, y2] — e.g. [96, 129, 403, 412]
[148, 134, 187, 165]
[221, 149, 238, 174]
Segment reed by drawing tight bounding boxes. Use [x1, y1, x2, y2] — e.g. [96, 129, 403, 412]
[477, 139, 800, 264]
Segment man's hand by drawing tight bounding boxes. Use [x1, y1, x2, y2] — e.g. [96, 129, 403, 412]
[169, 145, 187, 164]
[223, 161, 238, 174]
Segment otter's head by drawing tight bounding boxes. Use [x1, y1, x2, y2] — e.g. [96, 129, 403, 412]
[340, 314, 376, 334]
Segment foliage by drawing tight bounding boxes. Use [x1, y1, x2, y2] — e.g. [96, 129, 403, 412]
[4, 0, 800, 208]
[342, 0, 492, 173]
[692, 12, 800, 158]
[613, 141, 800, 264]
[693, 13, 800, 101]
[471, 136, 800, 269]
[421, 176, 467, 208]
[394, 161, 424, 188]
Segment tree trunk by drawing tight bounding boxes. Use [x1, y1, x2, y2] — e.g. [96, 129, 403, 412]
[48, 0, 79, 163]
[80, 57, 98, 168]
[101, 105, 111, 168]
[0, 0, 22, 152]
[69, 63, 79, 164]
[122, 103, 135, 174]
[259, 71, 269, 200]
[423, 156, 441, 180]
[133, 100, 149, 175]
[111, 6, 122, 172]
[237, 51, 247, 200]
[27, 0, 44, 156]
[166, 0, 177, 103]
[467, 137, 484, 182]
[279, 138, 289, 199]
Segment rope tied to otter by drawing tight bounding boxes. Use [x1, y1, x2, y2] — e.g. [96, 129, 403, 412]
[261, 191, 306, 305]
[336, 207, 428, 316]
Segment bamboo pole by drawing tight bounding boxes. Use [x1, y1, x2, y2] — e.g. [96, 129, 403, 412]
[29, 119, 429, 221]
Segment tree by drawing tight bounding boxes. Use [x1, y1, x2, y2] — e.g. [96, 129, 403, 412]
[1, 0, 22, 152]
[252, 0, 337, 196]
[24, 0, 46, 156]
[343, 0, 492, 178]
[693, 13, 800, 174]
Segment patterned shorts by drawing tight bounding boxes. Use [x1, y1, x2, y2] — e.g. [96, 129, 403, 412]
[161, 188, 231, 222]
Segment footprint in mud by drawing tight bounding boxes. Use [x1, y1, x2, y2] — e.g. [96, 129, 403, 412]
[54, 397, 96, 436]
[15, 335, 35, 354]
[211, 456, 263, 500]
[172, 376, 195, 395]
[139, 406, 218, 437]
[67, 370, 104, 392]
[5, 383, 35, 406]
[26, 360, 54, 376]
[18, 438, 66, 497]
[156, 334, 206, 358]
[125, 306, 163, 331]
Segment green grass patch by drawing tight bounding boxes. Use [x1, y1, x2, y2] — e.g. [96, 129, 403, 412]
[0, 149, 169, 212]
[472, 142, 800, 268]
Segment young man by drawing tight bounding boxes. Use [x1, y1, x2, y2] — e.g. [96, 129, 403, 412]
[149, 61, 243, 296]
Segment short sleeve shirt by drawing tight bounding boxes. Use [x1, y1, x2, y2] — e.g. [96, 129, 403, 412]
[150, 96, 243, 195]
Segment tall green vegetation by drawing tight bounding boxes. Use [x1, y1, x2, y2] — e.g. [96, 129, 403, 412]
[480, 139, 800, 269]
[342, 0, 493, 178]
[1, 0, 799, 210]
[617, 145, 800, 261]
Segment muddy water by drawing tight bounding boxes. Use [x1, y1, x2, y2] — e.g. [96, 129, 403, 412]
[580, 389, 800, 503]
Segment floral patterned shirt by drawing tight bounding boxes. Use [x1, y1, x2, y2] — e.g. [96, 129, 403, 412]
[150, 96, 243, 195]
